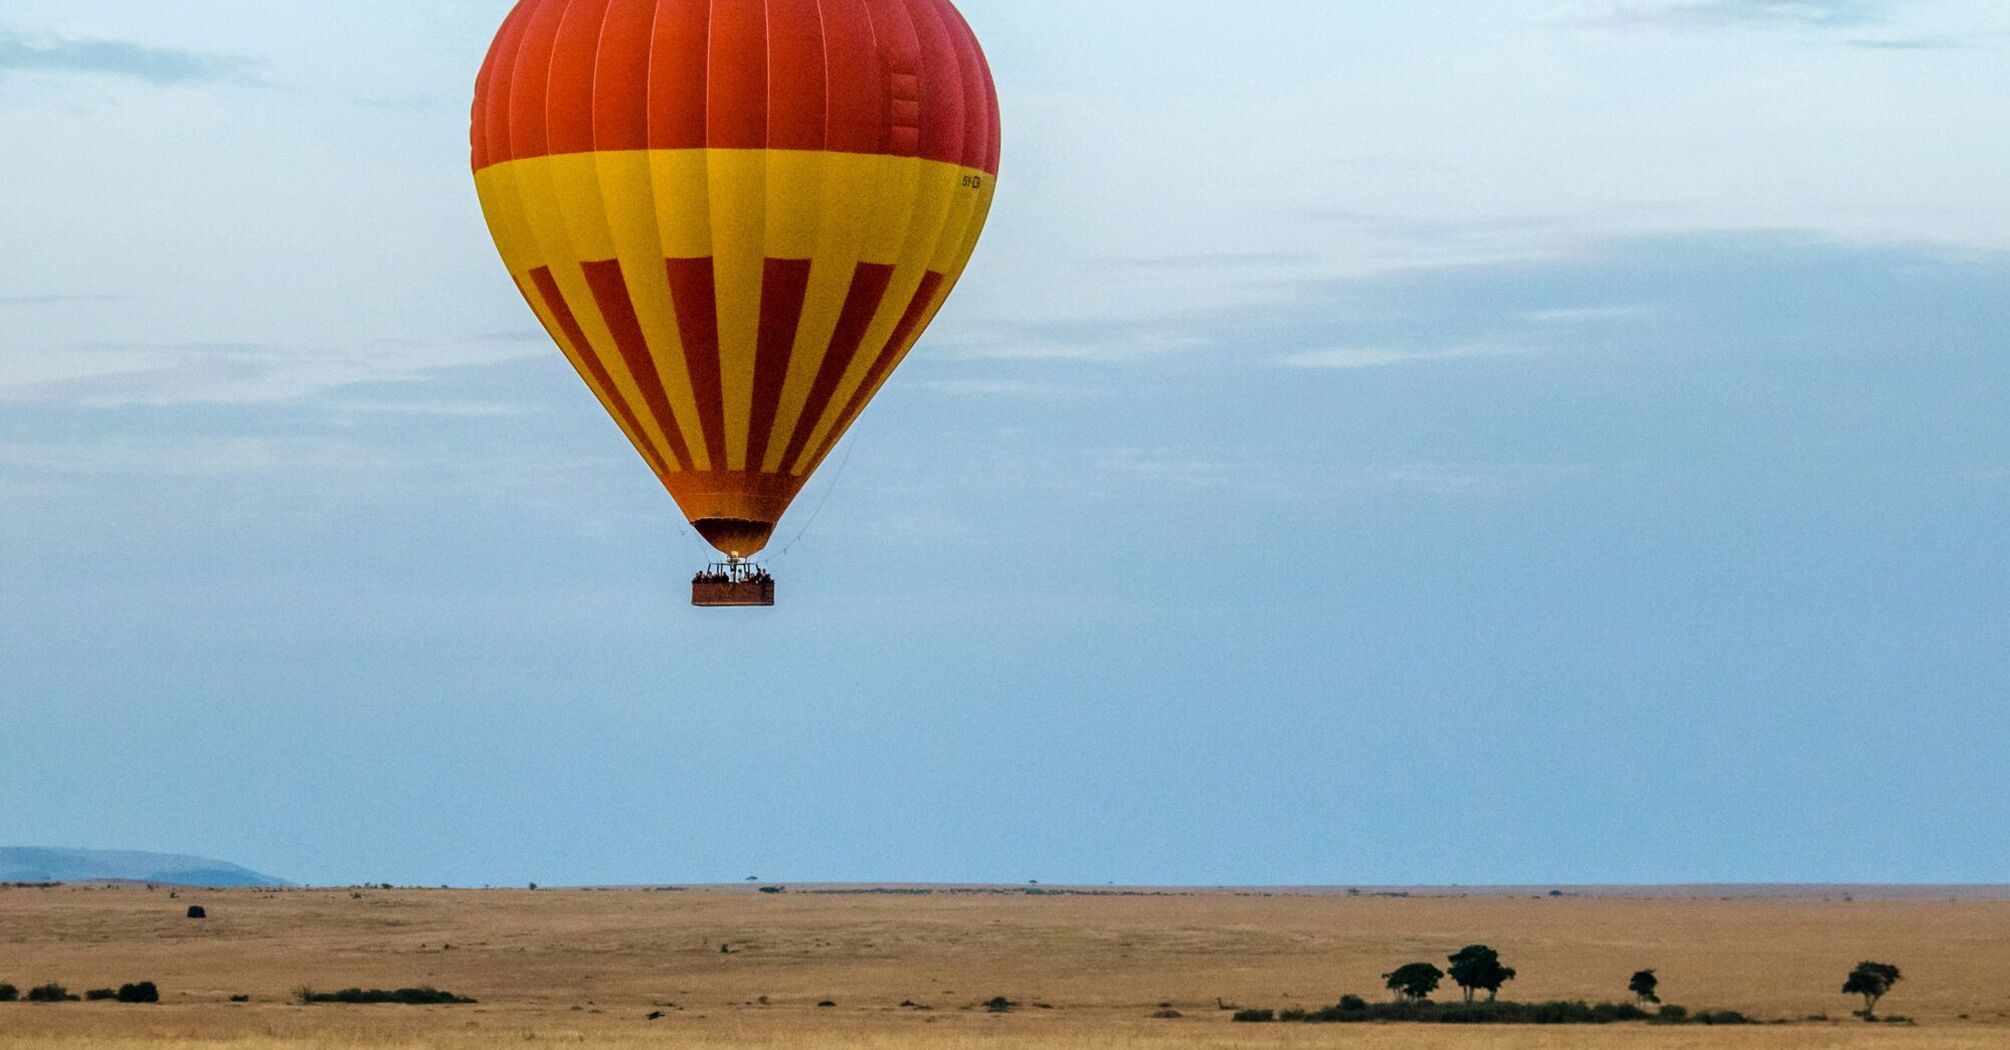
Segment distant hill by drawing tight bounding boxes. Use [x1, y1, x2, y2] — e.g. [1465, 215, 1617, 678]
[0, 848, 287, 888]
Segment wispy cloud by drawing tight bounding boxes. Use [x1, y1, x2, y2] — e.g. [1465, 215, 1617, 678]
[0, 437, 390, 477]
[1526, 305, 1654, 324]
[327, 400, 539, 418]
[0, 293, 123, 306]
[0, 336, 548, 407]
[1096, 252, 1315, 271]
[0, 30, 261, 86]
[913, 378, 1098, 399]
[1276, 343, 1546, 369]
[1845, 31, 2004, 51]
[1574, 1, 1884, 30]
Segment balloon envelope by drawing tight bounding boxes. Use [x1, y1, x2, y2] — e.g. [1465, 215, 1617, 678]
[473, 0, 1000, 557]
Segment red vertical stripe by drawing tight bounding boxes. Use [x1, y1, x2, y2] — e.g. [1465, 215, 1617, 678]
[907, 0, 968, 173]
[766, 0, 829, 152]
[822, 0, 888, 156]
[941, 0, 994, 173]
[780, 262, 895, 471]
[527, 266, 673, 478]
[583, 259, 696, 472]
[815, 270, 946, 466]
[592, 0, 654, 151]
[547, 0, 611, 156]
[478, 1, 538, 170]
[707, 0, 769, 149]
[746, 259, 814, 469]
[647, 0, 709, 150]
[665, 257, 728, 468]
[865, 0, 925, 159]
[507, 0, 565, 161]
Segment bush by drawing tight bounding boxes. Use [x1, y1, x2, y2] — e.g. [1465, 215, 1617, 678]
[187, 906, 207, 920]
[297, 987, 475, 1005]
[1231, 1008, 1275, 1023]
[0, 984, 17, 1002]
[1251, 997, 1749, 1026]
[27, 984, 80, 1003]
[118, 983, 160, 1004]
[85, 989, 117, 1001]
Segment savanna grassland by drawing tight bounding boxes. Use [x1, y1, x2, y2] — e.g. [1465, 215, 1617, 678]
[0, 884, 2004, 1049]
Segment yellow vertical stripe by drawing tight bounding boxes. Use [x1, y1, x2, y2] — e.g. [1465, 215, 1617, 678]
[528, 155, 679, 473]
[594, 148, 714, 470]
[706, 151, 766, 471]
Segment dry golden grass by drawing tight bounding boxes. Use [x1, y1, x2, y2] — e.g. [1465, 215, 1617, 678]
[0, 884, 2004, 1048]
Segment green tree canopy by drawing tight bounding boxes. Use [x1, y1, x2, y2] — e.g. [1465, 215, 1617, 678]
[1446, 944, 1518, 1003]
[1842, 961, 1902, 1017]
[1382, 962, 1445, 1003]
[1628, 969, 1660, 1004]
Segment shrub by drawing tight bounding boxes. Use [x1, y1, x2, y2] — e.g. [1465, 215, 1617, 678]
[1231, 1008, 1275, 1023]
[297, 987, 475, 1005]
[85, 989, 117, 1001]
[1246, 997, 1746, 1026]
[0, 984, 17, 1002]
[187, 906, 207, 920]
[229, 995, 251, 1003]
[118, 983, 160, 1004]
[27, 984, 80, 1003]
[984, 996, 1016, 1013]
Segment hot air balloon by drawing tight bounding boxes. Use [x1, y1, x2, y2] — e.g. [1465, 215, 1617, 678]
[472, 0, 1000, 607]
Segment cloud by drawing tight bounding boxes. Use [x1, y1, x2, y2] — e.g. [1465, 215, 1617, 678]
[913, 379, 1098, 399]
[0, 336, 548, 407]
[1574, 1, 1884, 30]
[0, 30, 261, 86]
[1526, 305, 1654, 324]
[1097, 252, 1316, 271]
[1845, 32, 2004, 51]
[1275, 344, 1546, 369]
[0, 294, 123, 306]
[0, 437, 391, 476]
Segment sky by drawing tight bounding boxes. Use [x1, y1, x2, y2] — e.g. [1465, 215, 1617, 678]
[0, 0, 2006, 888]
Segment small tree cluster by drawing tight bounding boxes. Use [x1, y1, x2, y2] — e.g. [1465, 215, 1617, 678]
[1383, 944, 1518, 1005]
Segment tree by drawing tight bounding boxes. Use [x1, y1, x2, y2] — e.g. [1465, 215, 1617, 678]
[1842, 961, 1902, 1017]
[1382, 962, 1444, 1003]
[1629, 969, 1660, 1004]
[1446, 945, 1517, 1003]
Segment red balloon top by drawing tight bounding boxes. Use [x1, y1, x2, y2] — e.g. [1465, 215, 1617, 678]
[473, 0, 1001, 176]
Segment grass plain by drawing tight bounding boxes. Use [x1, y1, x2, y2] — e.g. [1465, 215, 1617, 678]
[0, 883, 2004, 1049]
